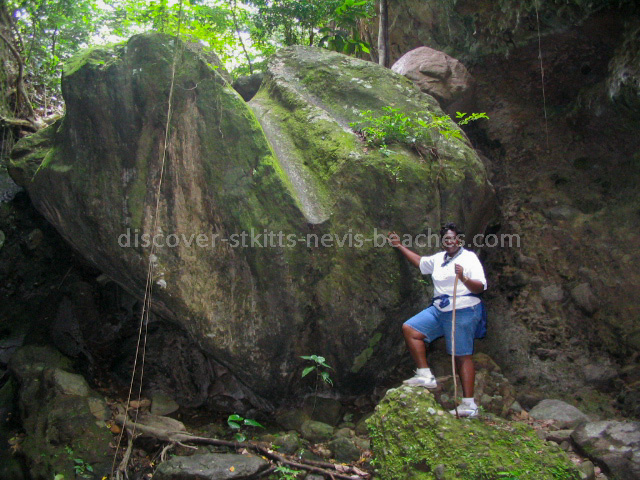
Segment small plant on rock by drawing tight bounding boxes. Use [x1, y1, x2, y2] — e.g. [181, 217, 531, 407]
[301, 354, 333, 387]
[227, 414, 264, 442]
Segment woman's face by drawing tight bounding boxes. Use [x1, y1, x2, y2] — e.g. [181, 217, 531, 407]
[442, 229, 461, 254]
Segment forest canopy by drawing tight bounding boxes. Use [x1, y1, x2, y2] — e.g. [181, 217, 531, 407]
[0, 0, 376, 119]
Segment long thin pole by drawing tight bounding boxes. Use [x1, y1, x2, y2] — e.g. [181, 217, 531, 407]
[451, 276, 459, 418]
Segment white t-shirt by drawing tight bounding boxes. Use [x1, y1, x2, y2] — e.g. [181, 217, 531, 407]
[419, 248, 487, 312]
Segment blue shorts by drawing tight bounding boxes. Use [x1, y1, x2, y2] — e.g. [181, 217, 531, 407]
[404, 303, 482, 356]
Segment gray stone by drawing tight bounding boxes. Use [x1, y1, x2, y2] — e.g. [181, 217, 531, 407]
[434, 464, 446, 480]
[571, 421, 640, 480]
[275, 409, 310, 432]
[300, 420, 334, 443]
[25, 228, 43, 250]
[577, 460, 595, 480]
[154, 453, 269, 480]
[529, 399, 589, 429]
[545, 205, 580, 221]
[303, 396, 342, 426]
[354, 413, 372, 436]
[273, 432, 302, 456]
[541, 285, 565, 303]
[571, 283, 598, 315]
[545, 429, 574, 443]
[45, 368, 89, 396]
[328, 436, 361, 463]
[333, 427, 353, 438]
[0, 230, 4, 251]
[391, 46, 476, 115]
[150, 391, 180, 416]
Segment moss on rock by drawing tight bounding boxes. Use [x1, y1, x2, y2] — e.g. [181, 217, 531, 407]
[367, 385, 581, 480]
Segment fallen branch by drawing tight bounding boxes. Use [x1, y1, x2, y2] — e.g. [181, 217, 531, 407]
[114, 415, 368, 479]
[0, 115, 37, 130]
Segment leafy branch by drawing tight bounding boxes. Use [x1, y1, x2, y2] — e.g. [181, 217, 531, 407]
[350, 107, 489, 157]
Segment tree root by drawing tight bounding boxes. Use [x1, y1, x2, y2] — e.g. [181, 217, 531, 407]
[114, 415, 369, 479]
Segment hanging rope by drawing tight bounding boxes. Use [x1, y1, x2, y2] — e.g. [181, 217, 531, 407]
[110, 2, 184, 478]
[451, 276, 459, 419]
[534, 3, 550, 151]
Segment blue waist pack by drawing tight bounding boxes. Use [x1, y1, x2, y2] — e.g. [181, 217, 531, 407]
[432, 293, 487, 339]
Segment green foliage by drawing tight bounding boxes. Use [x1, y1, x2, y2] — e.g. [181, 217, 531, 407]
[227, 413, 264, 442]
[317, 0, 375, 55]
[274, 465, 303, 479]
[244, 0, 343, 46]
[350, 107, 489, 154]
[300, 354, 333, 386]
[63, 446, 93, 478]
[6, 0, 100, 98]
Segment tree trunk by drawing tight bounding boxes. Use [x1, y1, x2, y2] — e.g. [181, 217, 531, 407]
[377, 0, 390, 68]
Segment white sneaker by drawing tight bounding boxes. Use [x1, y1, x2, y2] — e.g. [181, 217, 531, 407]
[403, 372, 437, 389]
[449, 405, 478, 418]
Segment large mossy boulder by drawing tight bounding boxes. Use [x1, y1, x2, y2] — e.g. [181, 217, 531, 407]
[367, 385, 581, 480]
[8, 34, 494, 402]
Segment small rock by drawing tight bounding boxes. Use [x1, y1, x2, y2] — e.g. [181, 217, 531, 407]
[275, 409, 310, 432]
[529, 399, 589, 429]
[571, 283, 598, 315]
[302, 396, 342, 426]
[541, 285, 564, 303]
[274, 432, 302, 455]
[577, 460, 595, 480]
[545, 205, 580, 222]
[25, 228, 43, 250]
[150, 391, 180, 416]
[509, 401, 524, 414]
[0, 230, 5, 250]
[328, 437, 361, 463]
[333, 427, 352, 438]
[545, 429, 574, 443]
[354, 413, 372, 436]
[353, 436, 370, 450]
[434, 464, 446, 480]
[300, 420, 334, 443]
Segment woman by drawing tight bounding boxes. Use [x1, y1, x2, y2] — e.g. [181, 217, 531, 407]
[389, 223, 487, 417]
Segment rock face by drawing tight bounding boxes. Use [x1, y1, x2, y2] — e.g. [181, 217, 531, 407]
[8, 34, 494, 402]
[367, 385, 580, 480]
[571, 421, 640, 480]
[391, 46, 475, 115]
[9, 346, 112, 480]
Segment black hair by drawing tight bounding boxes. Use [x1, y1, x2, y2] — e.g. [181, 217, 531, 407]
[440, 222, 464, 237]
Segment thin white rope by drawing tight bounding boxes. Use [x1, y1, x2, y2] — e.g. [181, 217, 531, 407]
[534, 3, 550, 151]
[451, 276, 459, 418]
[110, 2, 184, 478]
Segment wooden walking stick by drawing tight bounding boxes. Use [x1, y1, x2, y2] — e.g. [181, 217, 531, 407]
[451, 275, 459, 418]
